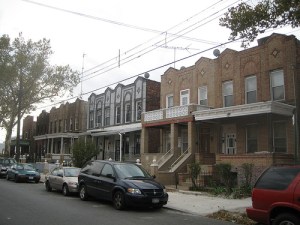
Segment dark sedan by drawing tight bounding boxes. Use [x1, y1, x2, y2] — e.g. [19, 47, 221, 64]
[0, 157, 17, 178]
[6, 163, 40, 183]
[78, 160, 168, 210]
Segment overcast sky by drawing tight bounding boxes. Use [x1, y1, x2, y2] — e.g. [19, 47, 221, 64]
[0, 0, 299, 143]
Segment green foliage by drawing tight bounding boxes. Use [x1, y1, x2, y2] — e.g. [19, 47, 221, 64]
[189, 162, 201, 189]
[0, 33, 80, 154]
[215, 163, 236, 194]
[72, 138, 99, 168]
[219, 0, 300, 47]
[241, 163, 254, 187]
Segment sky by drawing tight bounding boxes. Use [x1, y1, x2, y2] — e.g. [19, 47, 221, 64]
[0, 0, 299, 143]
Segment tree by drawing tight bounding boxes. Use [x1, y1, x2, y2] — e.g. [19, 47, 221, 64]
[72, 138, 99, 168]
[219, 0, 300, 47]
[0, 33, 80, 159]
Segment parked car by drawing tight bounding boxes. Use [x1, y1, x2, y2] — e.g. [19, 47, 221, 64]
[0, 157, 17, 178]
[6, 163, 40, 183]
[45, 167, 81, 196]
[78, 160, 168, 210]
[246, 165, 300, 225]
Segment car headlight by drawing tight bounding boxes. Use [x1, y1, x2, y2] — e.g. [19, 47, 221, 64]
[127, 188, 142, 195]
[163, 188, 167, 194]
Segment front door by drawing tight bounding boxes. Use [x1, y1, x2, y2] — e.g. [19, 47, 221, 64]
[225, 133, 236, 154]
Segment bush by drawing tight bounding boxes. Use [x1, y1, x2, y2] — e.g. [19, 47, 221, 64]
[189, 162, 201, 189]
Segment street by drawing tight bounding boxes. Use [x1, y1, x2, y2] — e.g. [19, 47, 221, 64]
[0, 178, 237, 225]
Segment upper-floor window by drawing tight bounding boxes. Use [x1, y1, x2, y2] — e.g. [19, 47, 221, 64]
[96, 101, 102, 127]
[246, 124, 258, 153]
[70, 118, 73, 131]
[180, 89, 190, 106]
[125, 103, 131, 123]
[64, 119, 67, 132]
[245, 76, 257, 104]
[273, 121, 286, 153]
[59, 120, 62, 132]
[115, 106, 121, 124]
[198, 86, 207, 106]
[223, 81, 233, 107]
[75, 118, 79, 130]
[270, 70, 285, 101]
[105, 108, 110, 126]
[166, 94, 174, 108]
[136, 101, 142, 121]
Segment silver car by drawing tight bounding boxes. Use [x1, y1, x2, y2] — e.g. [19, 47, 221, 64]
[45, 167, 80, 196]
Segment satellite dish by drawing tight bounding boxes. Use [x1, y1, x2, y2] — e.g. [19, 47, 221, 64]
[144, 72, 150, 79]
[213, 49, 220, 57]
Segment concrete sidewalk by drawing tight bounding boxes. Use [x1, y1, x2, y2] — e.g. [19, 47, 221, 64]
[165, 186, 251, 216]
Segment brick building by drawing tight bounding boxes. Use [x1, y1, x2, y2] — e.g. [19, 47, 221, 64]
[34, 98, 88, 163]
[87, 76, 160, 162]
[142, 33, 300, 185]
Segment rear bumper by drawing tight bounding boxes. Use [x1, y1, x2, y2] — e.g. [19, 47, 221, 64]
[246, 207, 269, 225]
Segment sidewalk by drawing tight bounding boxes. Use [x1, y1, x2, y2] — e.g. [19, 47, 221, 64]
[165, 186, 251, 216]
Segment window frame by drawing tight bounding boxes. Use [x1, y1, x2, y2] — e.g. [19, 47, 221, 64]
[245, 76, 257, 104]
[270, 69, 285, 101]
[222, 80, 233, 107]
[115, 105, 121, 124]
[180, 89, 190, 106]
[136, 101, 142, 121]
[246, 124, 258, 153]
[273, 121, 287, 153]
[198, 86, 208, 106]
[125, 103, 131, 123]
[166, 94, 174, 108]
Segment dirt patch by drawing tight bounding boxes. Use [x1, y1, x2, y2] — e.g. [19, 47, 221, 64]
[207, 210, 257, 225]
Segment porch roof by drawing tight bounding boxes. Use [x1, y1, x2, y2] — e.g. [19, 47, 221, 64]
[33, 133, 80, 141]
[193, 101, 295, 121]
[89, 124, 142, 137]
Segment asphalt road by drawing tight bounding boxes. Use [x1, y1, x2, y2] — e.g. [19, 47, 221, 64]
[0, 178, 236, 225]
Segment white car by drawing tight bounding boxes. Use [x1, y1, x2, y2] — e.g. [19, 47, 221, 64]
[45, 167, 80, 196]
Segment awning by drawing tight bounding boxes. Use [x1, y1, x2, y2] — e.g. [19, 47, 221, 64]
[193, 101, 295, 121]
[90, 125, 142, 137]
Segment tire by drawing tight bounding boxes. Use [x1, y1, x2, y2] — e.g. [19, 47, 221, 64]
[63, 184, 69, 196]
[113, 191, 126, 210]
[6, 174, 10, 181]
[79, 184, 88, 201]
[273, 213, 300, 225]
[45, 181, 52, 192]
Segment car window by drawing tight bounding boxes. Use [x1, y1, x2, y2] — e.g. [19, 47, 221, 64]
[114, 164, 150, 179]
[16, 164, 24, 170]
[101, 164, 114, 177]
[255, 167, 300, 190]
[57, 169, 63, 176]
[64, 168, 80, 177]
[23, 164, 34, 170]
[52, 168, 59, 176]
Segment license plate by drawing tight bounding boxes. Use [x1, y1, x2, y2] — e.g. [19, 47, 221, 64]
[152, 198, 159, 203]
[29, 176, 34, 180]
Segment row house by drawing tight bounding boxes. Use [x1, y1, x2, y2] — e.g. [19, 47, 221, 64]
[87, 76, 160, 162]
[34, 98, 88, 163]
[141, 33, 300, 185]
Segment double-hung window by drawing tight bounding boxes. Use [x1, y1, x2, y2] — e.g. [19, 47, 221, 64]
[136, 101, 142, 121]
[166, 94, 174, 108]
[245, 76, 257, 104]
[270, 70, 285, 101]
[246, 124, 258, 153]
[198, 86, 207, 106]
[223, 81, 233, 107]
[125, 103, 131, 123]
[180, 89, 190, 106]
[115, 106, 121, 124]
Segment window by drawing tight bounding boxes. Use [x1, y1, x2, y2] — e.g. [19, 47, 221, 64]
[136, 101, 142, 121]
[223, 81, 233, 107]
[270, 70, 285, 101]
[198, 86, 207, 106]
[115, 106, 121, 124]
[96, 101, 102, 127]
[166, 94, 174, 108]
[64, 119, 67, 132]
[75, 118, 79, 130]
[245, 76, 257, 104]
[273, 122, 286, 152]
[101, 164, 114, 177]
[59, 120, 62, 132]
[125, 103, 131, 123]
[105, 108, 110, 126]
[180, 89, 190, 106]
[246, 125, 258, 153]
[89, 111, 93, 129]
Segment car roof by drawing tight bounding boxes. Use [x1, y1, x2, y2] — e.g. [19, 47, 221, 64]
[92, 160, 136, 165]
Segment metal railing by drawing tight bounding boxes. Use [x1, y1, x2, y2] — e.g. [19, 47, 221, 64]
[170, 147, 190, 171]
[156, 148, 172, 167]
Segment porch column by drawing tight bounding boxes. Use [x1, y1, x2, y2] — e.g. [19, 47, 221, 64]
[188, 121, 196, 153]
[171, 123, 179, 157]
[141, 126, 148, 154]
[60, 137, 64, 163]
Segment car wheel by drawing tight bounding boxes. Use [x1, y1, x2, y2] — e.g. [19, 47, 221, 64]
[79, 184, 88, 201]
[45, 181, 52, 192]
[63, 184, 70, 196]
[113, 191, 125, 210]
[14, 175, 19, 183]
[273, 213, 300, 225]
[6, 174, 9, 181]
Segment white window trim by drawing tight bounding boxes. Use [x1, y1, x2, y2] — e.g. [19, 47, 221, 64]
[198, 86, 207, 106]
[223, 81, 233, 107]
[245, 76, 257, 104]
[180, 89, 190, 106]
[166, 94, 173, 108]
[270, 70, 285, 101]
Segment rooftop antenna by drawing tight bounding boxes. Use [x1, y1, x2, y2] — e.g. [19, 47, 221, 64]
[80, 53, 86, 98]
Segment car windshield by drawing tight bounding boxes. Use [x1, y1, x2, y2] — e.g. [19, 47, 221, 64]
[114, 164, 151, 179]
[17, 164, 34, 170]
[64, 168, 80, 177]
